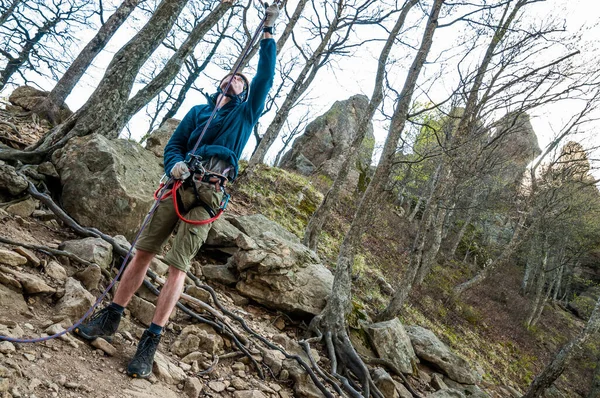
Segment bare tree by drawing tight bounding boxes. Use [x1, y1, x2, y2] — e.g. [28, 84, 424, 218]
[33, 0, 143, 124]
[522, 297, 600, 398]
[303, 0, 418, 251]
[246, 0, 396, 173]
[0, 0, 93, 91]
[0, 0, 21, 27]
[307, 2, 445, 396]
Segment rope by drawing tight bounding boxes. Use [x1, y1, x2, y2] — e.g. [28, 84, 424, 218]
[0, 1, 278, 344]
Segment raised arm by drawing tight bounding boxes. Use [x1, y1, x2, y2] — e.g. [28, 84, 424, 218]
[246, 38, 277, 122]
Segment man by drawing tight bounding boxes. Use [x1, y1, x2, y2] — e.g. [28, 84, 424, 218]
[74, 4, 280, 379]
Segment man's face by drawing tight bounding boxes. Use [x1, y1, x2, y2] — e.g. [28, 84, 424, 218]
[220, 74, 246, 96]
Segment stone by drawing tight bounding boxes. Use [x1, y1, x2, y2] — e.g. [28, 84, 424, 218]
[444, 379, 489, 398]
[153, 352, 186, 384]
[406, 326, 480, 385]
[235, 230, 333, 316]
[504, 386, 521, 398]
[568, 286, 600, 320]
[10, 270, 55, 295]
[55, 278, 95, 318]
[208, 381, 227, 393]
[91, 338, 117, 356]
[52, 134, 163, 240]
[231, 377, 250, 390]
[0, 249, 27, 267]
[6, 198, 37, 217]
[205, 218, 243, 248]
[229, 292, 250, 306]
[201, 264, 238, 285]
[32, 209, 55, 220]
[0, 377, 10, 393]
[0, 341, 15, 354]
[228, 214, 300, 244]
[46, 323, 79, 347]
[367, 318, 417, 374]
[171, 324, 224, 357]
[431, 373, 447, 390]
[279, 94, 375, 190]
[45, 261, 67, 282]
[427, 389, 466, 398]
[184, 377, 203, 398]
[150, 258, 169, 276]
[13, 247, 41, 267]
[9, 86, 72, 120]
[129, 295, 156, 327]
[74, 265, 102, 291]
[0, 271, 21, 291]
[38, 162, 60, 178]
[372, 368, 398, 398]
[283, 359, 324, 398]
[0, 163, 28, 196]
[394, 381, 413, 398]
[234, 391, 268, 398]
[263, 349, 286, 376]
[60, 237, 113, 270]
[145, 118, 180, 158]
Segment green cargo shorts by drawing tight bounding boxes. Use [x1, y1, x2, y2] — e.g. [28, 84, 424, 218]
[135, 183, 223, 273]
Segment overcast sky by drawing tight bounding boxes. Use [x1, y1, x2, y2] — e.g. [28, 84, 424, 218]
[1, 0, 598, 174]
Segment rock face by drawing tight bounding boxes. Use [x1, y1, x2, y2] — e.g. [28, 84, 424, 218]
[280, 94, 374, 187]
[406, 326, 480, 385]
[227, 215, 333, 316]
[52, 134, 163, 239]
[145, 118, 180, 158]
[367, 318, 417, 374]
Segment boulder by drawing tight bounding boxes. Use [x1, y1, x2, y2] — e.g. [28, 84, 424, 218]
[227, 214, 300, 244]
[201, 264, 238, 285]
[0, 248, 27, 267]
[153, 351, 186, 384]
[0, 284, 28, 315]
[15, 272, 55, 295]
[129, 295, 156, 327]
[444, 378, 489, 398]
[6, 197, 37, 217]
[184, 377, 203, 398]
[145, 118, 180, 158]
[234, 391, 268, 398]
[0, 162, 28, 196]
[14, 247, 41, 267]
[372, 368, 399, 398]
[279, 94, 375, 189]
[234, 230, 333, 316]
[45, 260, 67, 282]
[406, 326, 480, 385]
[367, 318, 417, 374]
[52, 134, 163, 239]
[60, 237, 113, 270]
[171, 324, 224, 357]
[568, 286, 600, 320]
[427, 390, 466, 398]
[205, 217, 244, 247]
[56, 277, 95, 318]
[284, 359, 325, 398]
[74, 265, 102, 291]
[8, 86, 72, 119]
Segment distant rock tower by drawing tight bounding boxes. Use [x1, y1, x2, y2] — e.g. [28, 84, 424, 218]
[280, 94, 375, 188]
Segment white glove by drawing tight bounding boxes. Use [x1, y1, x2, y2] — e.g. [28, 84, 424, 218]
[170, 161, 190, 180]
[264, 2, 280, 27]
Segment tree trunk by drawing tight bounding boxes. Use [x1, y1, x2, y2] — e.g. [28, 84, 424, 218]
[408, 197, 424, 222]
[522, 297, 600, 398]
[526, 240, 548, 328]
[246, 1, 345, 170]
[0, 0, 21, 27]
[108, 1, 232, 136]
[415, 204, 447, 284]
[454, 213, 530, 296]
[33, 0, 142, 124]
[449, 212, 473, 258]
[0, 16, 61, 91]
[33, 0, 190, 152]
[302, 0, 418, 251]
[588, 356, 600, 398]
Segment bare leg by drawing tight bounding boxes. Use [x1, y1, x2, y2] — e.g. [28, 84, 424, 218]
[113, 249, 155, 307]
[151, 265, 186, 326]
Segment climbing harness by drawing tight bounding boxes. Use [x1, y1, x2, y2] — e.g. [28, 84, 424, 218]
[0, 0, 279, 344]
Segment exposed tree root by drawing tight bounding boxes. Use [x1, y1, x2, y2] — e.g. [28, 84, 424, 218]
[359, 355, 423, 398]
[309, 314, 385, 398]
[23, 173, 340, 397]
[0, 121, 21, 136]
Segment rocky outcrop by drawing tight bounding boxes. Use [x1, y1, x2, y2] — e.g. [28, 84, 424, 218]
[145, 118, 179, 158]
[52, 134, 163, 239]
[367, 318, 417, 374]
[280, 95, 374, 188]
[0, 161, 28, 196]
[203, 214, 334, 316]
[568, 286, 600, 320]
[406, 326, 480, 385]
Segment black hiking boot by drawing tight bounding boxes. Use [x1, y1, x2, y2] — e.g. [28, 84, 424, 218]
[73, 306, 121, 342]
[126, 330, 161, 379]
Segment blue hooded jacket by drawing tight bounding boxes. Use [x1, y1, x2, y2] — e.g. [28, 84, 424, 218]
[163, 38, 276, 181]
